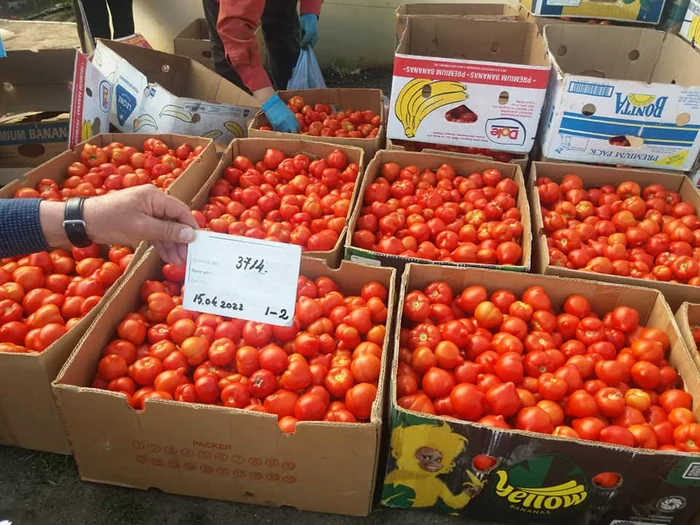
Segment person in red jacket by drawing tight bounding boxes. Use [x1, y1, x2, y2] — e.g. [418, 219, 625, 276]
[202, 0, 321, 132]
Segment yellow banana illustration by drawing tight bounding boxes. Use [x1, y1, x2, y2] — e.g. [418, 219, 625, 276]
[107, 71, 116, 84]
[224, 121, 244, 138]
[160, 105, 194, 122]
[689, 14, 700, 43]
[395, 79, 467, 138]
[202, 129, 223, 140]
[133, 114, 158, 131]
[81, 120, 92, 141]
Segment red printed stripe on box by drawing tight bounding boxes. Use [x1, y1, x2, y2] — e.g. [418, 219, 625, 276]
[394, 56, 550, 89]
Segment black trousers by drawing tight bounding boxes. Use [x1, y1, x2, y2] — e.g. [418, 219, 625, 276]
[202, 0, 300, 92]
[81, 0, 135, 40]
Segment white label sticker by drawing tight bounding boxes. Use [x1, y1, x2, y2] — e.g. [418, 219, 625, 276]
[350, 254, 381, 266]
[183, 231, 301, 326]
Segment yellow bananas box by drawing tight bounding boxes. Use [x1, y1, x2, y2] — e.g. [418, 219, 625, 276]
[680, 0, 700, 45]
[387, 18, 550, 154]
[79, 40, 260, 145]
[540, 24, 700, 172]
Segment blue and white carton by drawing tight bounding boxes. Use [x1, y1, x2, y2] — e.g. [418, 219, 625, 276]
[541, 24, 700, 172]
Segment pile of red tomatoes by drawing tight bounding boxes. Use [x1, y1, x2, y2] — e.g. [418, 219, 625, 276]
[0, 245, 133, 353]
[397, 281, 700, 452]
[91, 263, 389, 432]
[537, 174, 700, 284]
[14, 139, 203, 200]
[192, 148, 358, 254]
[351, 163, 524, 265]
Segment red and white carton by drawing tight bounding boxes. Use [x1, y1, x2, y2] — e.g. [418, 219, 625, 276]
[387, 18, 550, 154]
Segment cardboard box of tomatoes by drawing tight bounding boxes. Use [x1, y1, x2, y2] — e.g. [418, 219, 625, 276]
[386, 18, 550, 154]
[52, 248, 396, 516]
[344, 149, 532, 275]
[387, 138, 530, 173]
[189, 137, 365, 269]
[381, 262, 700, 524]
[0, 241, 147, 454]
[540, 24, 700, 172]
[247, 89, 385, 158]
[676, 302, 700, 373]
[0, 133, 218, 205]
[528, 161, 700, 311]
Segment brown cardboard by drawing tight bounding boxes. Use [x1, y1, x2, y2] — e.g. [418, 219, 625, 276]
[382, 263, 700, 523]
[248, 89, 385, 158]
[190, 138, 365, 268]
[0, 49, 74, 170]
[540, 25, 700, 171]
[0, 242, 148, 454]
[344, 149, 532, 275]
[676, 302, 700, 372]
[53, 248, 396, 516]
[529, 161, 700, 311]
[395, 3, 522, 42]
[387, 138, 530, 173]
[0, 133, 218, 204]
[173, 19, 267, 70]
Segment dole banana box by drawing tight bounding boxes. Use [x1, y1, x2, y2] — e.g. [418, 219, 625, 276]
[540, 24, 700, 172]
[89, 40, 260, 144]
[387, 18, 551, 154]
[680, 0, 700, 45]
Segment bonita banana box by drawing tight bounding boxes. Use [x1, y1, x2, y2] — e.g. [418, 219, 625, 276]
[90, 40, 260, 144]
[541, 24, 700, 172]
[387, 18, 551, 154]
[680, 0, 700, 45]
[521, 0, 666, 24]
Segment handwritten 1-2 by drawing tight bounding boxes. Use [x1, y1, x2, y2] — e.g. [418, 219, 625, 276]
[191, 293, 289, 321]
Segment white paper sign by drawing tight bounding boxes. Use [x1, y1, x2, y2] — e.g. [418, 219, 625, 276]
[183, 231, 301, 326]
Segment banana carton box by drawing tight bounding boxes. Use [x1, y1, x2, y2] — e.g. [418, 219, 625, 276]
[540, 24, 700, 172]
[386, 18, 551, 154]
[85, 40, 260, 144]
[680, 0, 700, 45]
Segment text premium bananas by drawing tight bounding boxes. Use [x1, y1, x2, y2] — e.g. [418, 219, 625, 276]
[395, 79, 468, 138]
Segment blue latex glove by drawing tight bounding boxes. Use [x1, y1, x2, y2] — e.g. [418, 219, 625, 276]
[300, 14, 318, 49]
[262, 93, 300, 133]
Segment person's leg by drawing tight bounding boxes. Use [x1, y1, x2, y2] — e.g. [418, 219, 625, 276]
[105, 0, 135, 39]
[80, 0, 112, 40]
[261, 0, 300, 90]
[202, 0, 248, 90]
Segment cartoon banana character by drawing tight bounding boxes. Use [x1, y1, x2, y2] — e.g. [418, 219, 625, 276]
[202, 129, 223, 140]
[224, 121, 244, 138]
[133, 114, 158, 131]
[160, 104, 194, 122]
[395, 79, 467, 138]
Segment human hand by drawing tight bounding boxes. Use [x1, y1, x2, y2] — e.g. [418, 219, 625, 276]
[300, 14, 318, 49]
[82, 185, 198, 264]
[262, 93, 300, 132]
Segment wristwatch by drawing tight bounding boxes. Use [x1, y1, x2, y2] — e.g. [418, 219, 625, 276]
[63, 197, 93, 248]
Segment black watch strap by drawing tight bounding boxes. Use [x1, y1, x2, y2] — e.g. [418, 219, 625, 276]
[63, 197, 92, 248]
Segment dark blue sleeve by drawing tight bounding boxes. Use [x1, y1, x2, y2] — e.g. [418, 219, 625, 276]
[0, 199, 51, 258]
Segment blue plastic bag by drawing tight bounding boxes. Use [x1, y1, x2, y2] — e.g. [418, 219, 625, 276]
[287, 49, 326, 90]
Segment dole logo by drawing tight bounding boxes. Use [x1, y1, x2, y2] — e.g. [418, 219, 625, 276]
[615, 93, 668, 118]
[486, 118, 526, 146]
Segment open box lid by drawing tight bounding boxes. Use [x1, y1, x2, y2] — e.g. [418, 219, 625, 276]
[544, 24, 700, 87]
[97, 40, 260, 108]
[0, 48, 75, 115]
[397, 18, 550, 69]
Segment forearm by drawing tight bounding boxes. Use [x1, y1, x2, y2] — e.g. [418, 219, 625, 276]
[0, 199, 57, 258]
[300, 0, 322, 16]
[217, 0, 272, 93]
